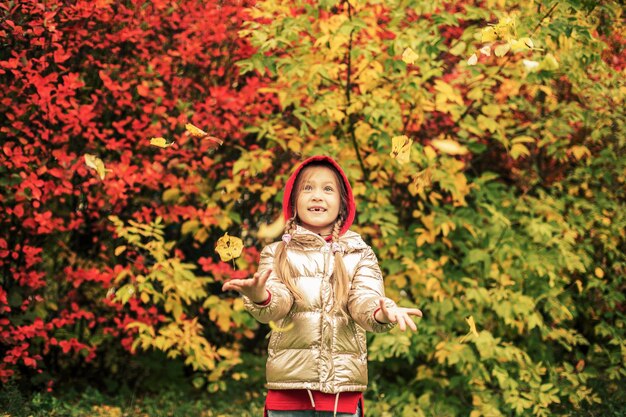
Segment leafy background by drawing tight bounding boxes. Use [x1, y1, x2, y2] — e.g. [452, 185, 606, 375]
[0, 0, 624, 416]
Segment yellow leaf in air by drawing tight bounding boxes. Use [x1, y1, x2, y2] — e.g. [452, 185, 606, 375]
[467, 53, 478, 66]
[84, 154, 108, 180]
[185, 123, 207, 137]
[114, 245, 126, 256]
[269, 320, 295, 333]
[594, 267, 604, 278]
[185, 123, 224, 146]
[466, 316, 479, 337]
[401, 47, 419, 65]
[150, 137, 174, 148]
[258, 215, 286, 240]
[215, 233, 244, 262]
[390, 135, 413, 164]
[431, 138, 468, 155]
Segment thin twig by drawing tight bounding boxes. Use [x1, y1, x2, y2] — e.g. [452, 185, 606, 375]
[343, 0, 368, 180]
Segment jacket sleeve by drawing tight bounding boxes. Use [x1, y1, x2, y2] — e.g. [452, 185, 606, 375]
[347, 246, 397, 333]
[242, 243, 294, 324]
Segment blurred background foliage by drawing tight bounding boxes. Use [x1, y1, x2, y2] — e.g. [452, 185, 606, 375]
[0, 0, 624, 416]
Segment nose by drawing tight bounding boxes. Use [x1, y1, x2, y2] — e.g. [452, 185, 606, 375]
[311, 189, 323, 200]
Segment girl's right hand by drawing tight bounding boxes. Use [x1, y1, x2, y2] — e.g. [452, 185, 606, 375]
[221, 269, 272, 304]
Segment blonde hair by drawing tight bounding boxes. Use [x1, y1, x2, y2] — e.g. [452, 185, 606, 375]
[274, 163, 351, 315]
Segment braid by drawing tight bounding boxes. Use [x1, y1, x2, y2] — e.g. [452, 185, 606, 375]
[274, 215, 302, 301]
[331, 217, 349, 315]
[331, 217, 342, 243]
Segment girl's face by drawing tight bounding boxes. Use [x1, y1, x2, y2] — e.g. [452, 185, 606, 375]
[295, 166, 341, 235]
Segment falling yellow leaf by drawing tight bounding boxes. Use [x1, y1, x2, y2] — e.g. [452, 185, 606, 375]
[258, 215, 286, 240]
[84, 154, 108, 180]
[390, 135, 413, 164]
[114, 246, 126, 256]
[269, 320, 295, 333]
[594, 267, 604, 278]
[467, 53, 478, 66]
[431, 138, 468, 155]
[215, 233, 244, 262]
[150, 137, 175, 148]
[185, 123, 208, 137]
[185, 123, 224, 146]
[401, 47, 419, 65]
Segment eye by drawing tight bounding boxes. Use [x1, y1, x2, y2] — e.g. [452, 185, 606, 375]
[324, 186, 334, 192]
[303, 184, 313, 191]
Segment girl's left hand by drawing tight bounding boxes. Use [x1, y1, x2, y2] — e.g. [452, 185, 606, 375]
[375, 298, 423, 331]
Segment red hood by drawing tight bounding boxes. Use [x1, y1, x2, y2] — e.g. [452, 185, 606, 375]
[282, 155, 355, 236]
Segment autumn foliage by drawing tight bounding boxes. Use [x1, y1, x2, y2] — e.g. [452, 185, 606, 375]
[0, 0, 275, 391]
[1, 0, 625, 416]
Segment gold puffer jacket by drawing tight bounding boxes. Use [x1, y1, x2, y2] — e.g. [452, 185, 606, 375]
[243, 226, 396, 394]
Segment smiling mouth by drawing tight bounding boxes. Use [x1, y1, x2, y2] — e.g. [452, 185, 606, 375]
[308, 207, 327, 212]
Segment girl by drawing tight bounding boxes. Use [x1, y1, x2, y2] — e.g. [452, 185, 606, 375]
[222, 155, 422, 417]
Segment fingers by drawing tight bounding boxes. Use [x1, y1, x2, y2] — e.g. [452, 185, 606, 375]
[257, 269, 272, 287]
[379, 298, 396, 324]
[379, 301, 423, 332]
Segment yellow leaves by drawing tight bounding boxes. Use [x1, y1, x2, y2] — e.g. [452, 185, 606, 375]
[215, 233, 243, 262]
[185, 123, 224, 145]
[149, 123, 223, 150]
[510, 136, 535, 160]
[434, 80, 465, 117]
[467, 53, 479, 66]
[460, 316, 480, 343]
[431, 138, 469, 156]
[410, 167, 433, 196]
[204, 295, 234, 333]
[84, 154, 109, 180]
[541, 53, 559, 71]
[390, 135, 412, 164]
[494, 43, 511, 57]
[401, 47, 419, 65]
[594, 267, 604, 278]
[481, 27, 498, 43]
[357, 61, 383, 93]
[522, 54, 559, 73]
[326, 108, 345, 123]
[150, 137, 174, 148]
